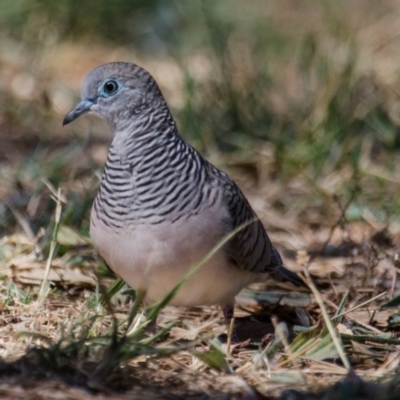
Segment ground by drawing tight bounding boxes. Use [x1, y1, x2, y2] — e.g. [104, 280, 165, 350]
[1, 1, 400, 399]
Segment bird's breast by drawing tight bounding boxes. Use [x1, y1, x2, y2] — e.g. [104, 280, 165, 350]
[90, 204, 256, 306]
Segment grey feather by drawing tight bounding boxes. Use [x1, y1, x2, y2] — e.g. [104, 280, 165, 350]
[63, 62, 304, 313]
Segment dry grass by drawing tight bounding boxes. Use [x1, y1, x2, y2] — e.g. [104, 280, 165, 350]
[2, 1, 400, 398]
[1, 176, 399, 399]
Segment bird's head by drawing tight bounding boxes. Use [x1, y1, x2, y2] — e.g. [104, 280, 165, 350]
[63, 62, 165, 130]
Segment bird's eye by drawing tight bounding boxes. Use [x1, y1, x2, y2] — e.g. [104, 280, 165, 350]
[102, 80, 119, 96]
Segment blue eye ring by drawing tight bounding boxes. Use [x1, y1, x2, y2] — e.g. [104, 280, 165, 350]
[100, 79, 121, 97]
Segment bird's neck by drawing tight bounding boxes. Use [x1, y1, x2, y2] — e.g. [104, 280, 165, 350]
[107, 107, 199, 173]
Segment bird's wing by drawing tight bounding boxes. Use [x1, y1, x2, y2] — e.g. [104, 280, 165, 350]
[206, 164, 277, 273]
[222, 180, 306, 285]
[222, 180, 279, 273]
[204, 163, 305, 286]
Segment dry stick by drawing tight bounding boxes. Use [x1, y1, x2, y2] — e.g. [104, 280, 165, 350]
[227, 317, 235, 354]
[39, 188, 63, 301]
[252, 340, 273, 376]
[277, 336, 322, 368]
[323, 295, 385, 334]
[271, 316, 302, 369]
[302, 268, 351, 370]
[311, 186, 358, 262]
[271, 316, 290, 351]
[41, 178, 68, 204]
[390, 264, 397, 299]
[378, 350, 400, 371]
[3, 199, 44, 259]
[332, 291, 387, 320]
[301, 357, 348, 373]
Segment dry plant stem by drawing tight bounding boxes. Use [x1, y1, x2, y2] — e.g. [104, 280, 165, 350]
[379, 351, 400, 371]
[390, 267, 397, 299]
[227, 317, 235, 353]
[303, 358, 348, 373]
[251, 340, 273, 376]
[235, 361, 254, 375]
[39, 188, 63, 301]
[302, 268, 351, 370]
[41, 178, 68, 204]
[4, 199, 44, 259]
[4, 200, 35, 241]
[348, 317, 384, 335]
[271, 316, 301, 369]
[332, 291, 387, 320]
[263, 344, 272, 379]
[271, 316, 289, 351]
[324, 295, 384, 334]
[277, 337, 322, 368]
[322, 296, 383, 334]
[313, 187, 358, 262]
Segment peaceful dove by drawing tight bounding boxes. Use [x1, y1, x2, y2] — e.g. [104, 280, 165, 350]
[63, 62, 303, 327]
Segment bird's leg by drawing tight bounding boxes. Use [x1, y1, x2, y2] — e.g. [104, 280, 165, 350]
[222, 303, 234, 323]
[222, 303, 239, 343]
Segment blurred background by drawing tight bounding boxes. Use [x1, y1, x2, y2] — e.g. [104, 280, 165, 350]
[2, 3, 400, 395]
[1, 0, 400, 253]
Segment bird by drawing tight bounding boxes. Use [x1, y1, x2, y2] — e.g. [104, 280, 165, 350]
[63, 62, 304, 330]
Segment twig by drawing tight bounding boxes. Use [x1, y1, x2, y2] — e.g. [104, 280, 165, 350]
[277, 337, 322, 368]
[271, 316, 302, 369]
[227, 317, 235, 354]
[312, 184, 358, 261]
[390, 261, 397, 299]
[39, 188, 63, 301]
[3, 199, 44, 259]
[324, 294, 385, 334]
[297, 251, 351, 368]
[252, 340, 272, 376]
[332, 291, 387, 320]
[301, 267, 351, 370]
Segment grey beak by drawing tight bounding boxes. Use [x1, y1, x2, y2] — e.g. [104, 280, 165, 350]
[63, 98, 96, 126]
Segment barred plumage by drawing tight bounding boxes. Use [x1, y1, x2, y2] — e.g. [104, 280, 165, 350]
[63, 62, 303, 326]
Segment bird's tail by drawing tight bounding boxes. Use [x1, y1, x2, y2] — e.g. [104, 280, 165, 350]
[270, 247, 307, 288]
[271, 265, 307, 287]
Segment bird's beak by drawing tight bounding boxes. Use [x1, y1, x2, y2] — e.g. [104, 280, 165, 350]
[63, 98, 96, 126]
